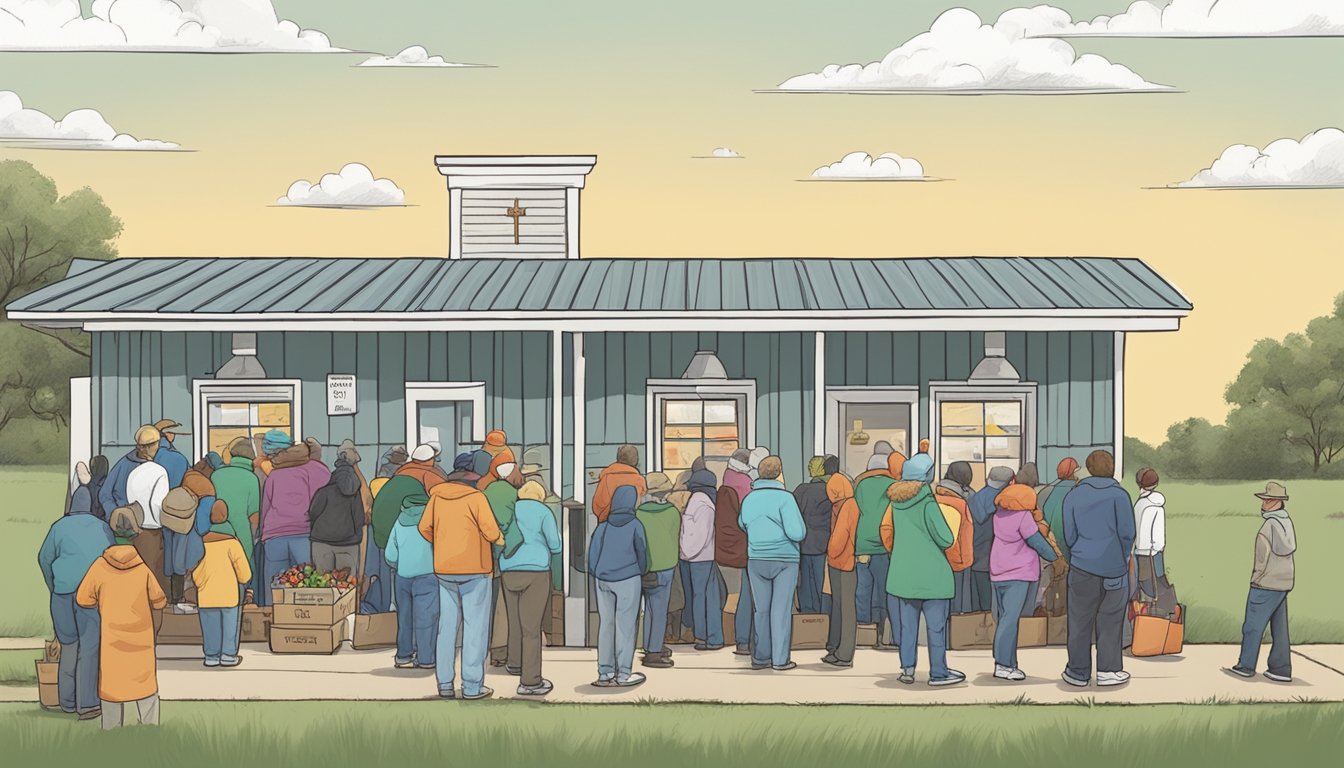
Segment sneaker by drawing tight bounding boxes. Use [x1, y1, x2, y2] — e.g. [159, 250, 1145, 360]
[898, 669, 916, 685]
[1227, 666, 1255, 679]
[751, 662, 770, 670]
[614, 672, 647, 687]
[994, 665, 1026, 682]
[824, 658, 854, 669]
[1061, 671, 1090, 687]
[415, 663, 436, 670]
[78, 708, 102, 721]
[1097, 671, 1131, 687]
[438, 688, 455, 699]
[772, 662, 797, 671]
[695, 643, 724, 651]
[220, 655, 242, 668]
[641, 654, 674, 669]
[505, 666, 522, 676]
[517, 679, 554, 696]
[733, 644, 752, 656]
[394, 658, 415, 669]
[203, 658, 220, 668]
[461, 686, 494, 700]
[593, 677, 616, 687]
[821, 653, 839, 664]
[1264, 671, 1293, 683]
[928, 669, 967, 687]
[172, 603, 198, 615]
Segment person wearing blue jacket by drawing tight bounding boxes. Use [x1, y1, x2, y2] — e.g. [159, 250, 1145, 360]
[1061, 450, 1136, 688]
[38, 476, 115, 719]
[587, 485, 648, 688]
[386, 493, 439, 671]
[738, 456, 806, 671]
[500, 480, 563, 696]
[151, 420, 190, 487]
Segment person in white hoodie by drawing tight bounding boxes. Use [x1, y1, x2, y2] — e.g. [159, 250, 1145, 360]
[1132, 468, 1173, 612]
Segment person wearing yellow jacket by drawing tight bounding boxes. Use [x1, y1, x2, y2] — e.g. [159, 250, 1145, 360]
[192, 510, 253, 668]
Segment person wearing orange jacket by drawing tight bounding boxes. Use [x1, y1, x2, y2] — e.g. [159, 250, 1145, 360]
[591, 445, 646, 523]
[940, 461, 979, 614]
[822, 472, 857, 668]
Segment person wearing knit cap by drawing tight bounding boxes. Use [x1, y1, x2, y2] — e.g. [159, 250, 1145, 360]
[966, 466, 1014, 614]
[680, 464, 723, 650]
[471, 430, 510, 477]
[1041, 458, 1080, 564]
[591, 445, 647, 524]
[635, 472, 681, 668]
[853, 450, 905, 649]
[479, 447, 522, 667]
[718, 448, 754, 655]
[747, 447, 770, 480]
[822, 471, 858, 667]
[792, 455, 837, 614]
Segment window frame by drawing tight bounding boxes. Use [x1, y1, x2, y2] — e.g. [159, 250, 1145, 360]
[191, 379, 303, 463]
[404, 381, 487, 453]
[645, 378, 757, 474]
[927, 381, 1038, 481]
[824, 386, 921, 461]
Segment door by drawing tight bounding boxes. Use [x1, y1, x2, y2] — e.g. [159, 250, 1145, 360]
[826, 388, 920, 479]
[415, 400, 473, 459]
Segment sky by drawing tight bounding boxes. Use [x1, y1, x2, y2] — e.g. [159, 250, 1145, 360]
[3, 0, 1343, 443]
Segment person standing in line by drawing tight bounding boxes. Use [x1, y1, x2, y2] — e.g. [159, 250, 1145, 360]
[939, 462, 978, 614]
[38, 469, 116, 719]
[822, 471, 857, 668]
[1041, 458, 1079, 563]
[1061, 450, 1135, 688]
[591, 445, 647, 523]
[853, 450, 903, 650]
[635, 472, 681, 669]
[588, 485, 649, 687]
[988, 483, 1058, 681]
[192, 508, 251, 669]
[968, 466, 1014, 614]
[307, 456, 365, 575]
[211, 438, 260, 603]
[739, 456, 806, 672]
[1230, 482, 1298, 683]
[793, 455, 838, 615]
[386, 493, 439, 671]
[124, 427, 171, 597]
[679, 463, 722, 650]
[479, 447, 522, 668]
[1132, 468, 1173, 609]
[499, 480, 562, 695]
[717, 448, 754, 656]
[86, 456, 110, 521]
[259, 440, 330, 606]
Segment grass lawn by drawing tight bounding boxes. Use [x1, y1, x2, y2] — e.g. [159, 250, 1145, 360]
[0, 648, 42, 685]
[3, 465, 1342, 642]
[3, 701, 1343, 766]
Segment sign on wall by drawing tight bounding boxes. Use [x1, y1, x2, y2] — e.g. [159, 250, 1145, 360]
[327, 374, 357, 416]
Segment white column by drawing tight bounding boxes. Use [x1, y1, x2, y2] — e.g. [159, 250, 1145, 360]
[813, 331, 826, 456]
[551, 329, 564, 497]
[1114, 331, 1126, 476]
[565, 187, 581, 260]
[565, 332, 587, 647]
[448, 187, 464, 260]
[572, 332, 586, 502]
[69, 377, 91, 487]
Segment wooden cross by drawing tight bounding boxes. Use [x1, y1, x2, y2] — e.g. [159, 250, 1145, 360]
[505, 198, 527, 244]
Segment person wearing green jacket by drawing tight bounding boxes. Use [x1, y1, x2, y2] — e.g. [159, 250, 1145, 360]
[1040, 457, 1079, 564]
[635, 472, 681, 669]
[853, 450, 904, 648]
[212, 439, 261, 600]
[882, 453, 963, 687]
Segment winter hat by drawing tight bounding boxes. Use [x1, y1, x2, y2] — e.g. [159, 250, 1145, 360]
[807, 455, 827, 479]
[986, 466, 1015, 489]
[872, 441, 895, 456]
[728, 448, 752, 474]
[411, 444, 436, 462]
[823, 455, 840, 476]
[867, 453, 890, 471]
[206, 452, 225, 471]
[645, 472, 674, 496]
[484, 430, 508, 456]
[1136, 468, 1159, 489]
[387, 446, 408, 464]
[1017, 462, 1040, 488]
[1056, 457, 1080, 481]
[691, 457, 708, 473]
[901, 453, 935, 483]
[453, 452, 475, 471]
[518, 480, 547, 502]
[748, 447, 770, 470]
[673, 471, 691, 491]
[945, 461, 974, 488]
[478, 449, 517, 490]
[262, 429, 293, 456]
[161, 487, 199, 534]
[995, 483, 1038, 512]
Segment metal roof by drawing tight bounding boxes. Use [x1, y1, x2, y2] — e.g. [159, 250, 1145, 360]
[6, 257, 1191, 323]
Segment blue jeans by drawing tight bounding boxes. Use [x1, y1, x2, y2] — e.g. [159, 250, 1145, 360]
[883, 594, 905, 650]
[362, 534, 393, 613]
[50, 593, 99, 713]
[683, 560, 724, 646]
[395, 574, 441, 666]
[435, 574, 492, 696]
[857, 554, 896, 643]
[991, 580, 1037, 669]
[641, 569, 675, 653]
[199, 606, 241, 662]
[729, 566, 755, 650]
[1238, 587, 1292, 677]
[747, 559, 800, 667]
[798, 554, 830, 615]
[164, 529, 189, 576]
[260, 534, 311, 607]
[596, 575, 642, 680]
[896, 597, 952, 680]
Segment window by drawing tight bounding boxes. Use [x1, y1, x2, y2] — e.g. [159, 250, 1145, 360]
[661, 399, 741, 479]
[825, 388, 919, 479]
[929, 384, 1035, 487]
[193, 380, 302, 463]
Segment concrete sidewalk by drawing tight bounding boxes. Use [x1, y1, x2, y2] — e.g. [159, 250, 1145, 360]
[6, 642, 1342, 706]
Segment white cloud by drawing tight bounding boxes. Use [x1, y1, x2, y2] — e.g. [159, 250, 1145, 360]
[1173, 129, 1344, 188]
[712, 147, 741, 158]
[356, 45, 481, 68]
[0, 0, 342, 52]
[775, 7, 1168, 94]
[810, 151, 928, 180]
[276, 163, 406, 207]
[1035, 1, 1344, 38]
[0, 90, 179, 150]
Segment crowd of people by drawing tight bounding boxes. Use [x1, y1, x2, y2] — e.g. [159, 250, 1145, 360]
[36, 418, 1300, 725]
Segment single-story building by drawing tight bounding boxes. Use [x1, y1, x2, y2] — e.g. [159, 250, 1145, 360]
[6, 154, 1192, 645]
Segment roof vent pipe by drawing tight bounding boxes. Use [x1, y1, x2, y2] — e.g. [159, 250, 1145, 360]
[215, 333, 266, 379]
[681, 351, 728, 380]
[969, 332, 1020, 382]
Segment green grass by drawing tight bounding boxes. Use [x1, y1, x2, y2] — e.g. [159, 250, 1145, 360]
[2, 701, 1342, 766]
[4, 466, 1343, 642]
[0, 648, 42, 685]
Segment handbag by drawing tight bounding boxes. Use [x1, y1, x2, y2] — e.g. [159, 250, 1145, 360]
[1130, 602, 1185, 657]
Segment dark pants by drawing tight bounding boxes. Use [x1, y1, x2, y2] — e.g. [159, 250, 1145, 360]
[641, 569, 675, 654]
[1066, 567, 1127, 680]
[1237, 587, 1292, 677]
[361, 532, 393, 613]
[955, 568, 993, 613]
[798, 553, 830, 614]
[395, 573, 440, 667]
[991, 579, 1037, 670]
[50, 593, 99, 714]
[502, 571, 550, 686]
[826, 566, 858, 662]
[856, 554, 896, 644]
[311, 542, 360, 575]
[131, 527, 168, 596]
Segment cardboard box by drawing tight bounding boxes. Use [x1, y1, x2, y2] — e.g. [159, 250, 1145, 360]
[36, 661, 58, 709]
[351, 612, 398, 650]
[270, 620, 346, 654]
[240, 606, 272, 643]
[546, 592, 565, 647]
[856, 623, 878, 647]
[1047, 613, 1067, 646]
[791, 613, 829, 650]
[271, 587, 356, 627]
[722, 591, 739, 646]
[35, 660, 58, 685]
[157, 610, 203, 644]
[1018, 615, 1048, 648]
[949, 611, 996, 650]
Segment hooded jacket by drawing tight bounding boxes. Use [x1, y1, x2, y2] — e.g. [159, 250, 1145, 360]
[395, 458, 448, 494]
[86, 458, 110, 521]
[100, 450, 146, 518]
[476, 450, 517, 491]
[500, 496, 562, 573]
[38, 502, 115, 594]
[371, 474, 425, 550]
[721, 464, 753, 509]
[261, 444, 330, 542]
[192, 531, 251, 609]
[1133, 490, 1166, 557]
[419, 481, 502, 575]
[991, 484, 1058, 582]
[308, 460, 365, 547]
[826, 474, 859, 571]
[211, 456, 259, 570]
[1252, 508, 1296, 592]
[482, 477, 519, 544]
[636, 497, 682, 572]
[386, 495, 435, 579]
[934, 480, 975, 573]
[591, 462, 646, 523]
[969, 480, 1007, 573]
[1041, 478, 1076, 562]
[881, 481, 955, 600]
[714, 485, 747, 568]
[154, 438, 190, 487]
[1061, 476, 1135, 579]
[854, 453, 904, 556]
[679, 469, 718, 563]
[738, 478, 806, 562]
[76, 545, 167, 702]
[793, 475, 834, 556]
[588, 486, 649, 582]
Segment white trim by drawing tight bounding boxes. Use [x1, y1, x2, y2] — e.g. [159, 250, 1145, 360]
[446, 174, 590, 190]
[69, 377, 91, 481]
[927, 382, 1039, 476]
[1114, 330, 1126, 477]
[572, 333, 586, 503]
[404, 382, 486, 453]
[565, 332, 585, 647]
[813, 332, 826, 456]
[824, 387, 921, 460]
[551, 330, 564, 497]
[645, 379, 757, 474]
[191, 379, 303, 462]
[565, 186, 581, 260]
[448, 188, 464, 260]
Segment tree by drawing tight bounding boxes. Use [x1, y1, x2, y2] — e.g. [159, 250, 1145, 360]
[0, 160, 120, 439]
[1224, 294, 1344, 473]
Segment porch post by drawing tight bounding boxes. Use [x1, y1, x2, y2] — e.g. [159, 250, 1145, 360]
[551, 329, 563, 496]
[565, 331, 587, 647]
[813, 331, 826, 456]
[1114, 331, 1126, 476]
